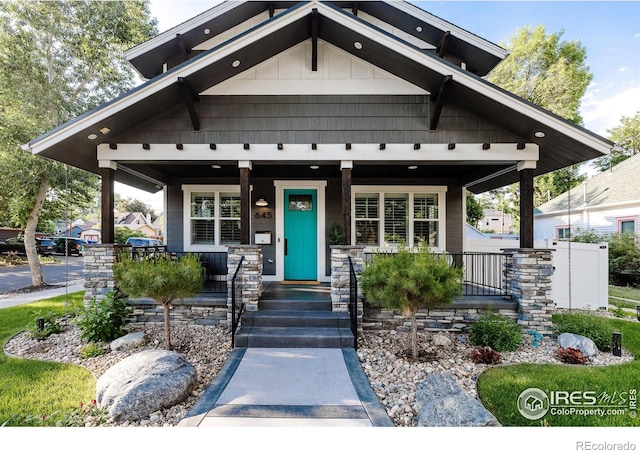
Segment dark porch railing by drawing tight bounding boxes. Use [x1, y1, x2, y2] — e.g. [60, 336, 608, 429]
[364, 250, 509, 297]
[230, 256, 245, 348]
[348, 256, 358, 351]
[116, 246, 228, 293]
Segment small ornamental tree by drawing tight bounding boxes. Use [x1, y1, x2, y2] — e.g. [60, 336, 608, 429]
[361, 247, 463, 358]
[113, 253, 203, 350]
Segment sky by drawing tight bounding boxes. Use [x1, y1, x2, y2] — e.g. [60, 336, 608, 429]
[120, 0, 640, 211]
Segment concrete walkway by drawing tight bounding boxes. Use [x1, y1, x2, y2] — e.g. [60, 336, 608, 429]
[0, 280, 84, 309]
[178, 347, 394, 427]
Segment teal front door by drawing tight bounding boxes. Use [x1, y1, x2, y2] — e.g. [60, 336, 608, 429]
[284, 189, 317, 280]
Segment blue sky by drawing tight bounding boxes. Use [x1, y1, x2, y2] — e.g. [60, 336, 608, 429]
[127, 1, 639, 207]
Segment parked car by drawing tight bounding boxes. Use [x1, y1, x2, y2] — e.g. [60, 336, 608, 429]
[36, 237, 57, 255]
[0, 237, 26, 255]
[125, 237, 164, 247]
[54, 237, 84, 256]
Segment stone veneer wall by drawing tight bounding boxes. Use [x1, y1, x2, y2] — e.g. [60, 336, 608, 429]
[128, 297, 228, 326]
[503, 248, 555, 335]
[330, 246, 365, 328]
[363, 304, 519, 333]
[83, 244, 117, 307]
[227, 246, 263, 327]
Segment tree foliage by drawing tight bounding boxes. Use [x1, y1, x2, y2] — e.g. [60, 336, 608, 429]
[361, 247, 463, 358]
[593, 112, 640, 172]
[0, 1, 157, 285]
[487, 25, 592, 216]
[113, 254, 204, 350]
[466, 194, 484, 227]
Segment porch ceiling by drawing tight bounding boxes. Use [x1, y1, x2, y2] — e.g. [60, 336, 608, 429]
[25, 1, 612, 195]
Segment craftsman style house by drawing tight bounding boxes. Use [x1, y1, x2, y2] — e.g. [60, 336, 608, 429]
[25, 2, 613, 340]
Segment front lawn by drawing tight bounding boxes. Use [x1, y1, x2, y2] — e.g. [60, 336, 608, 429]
[0, 292, 96, 426]
[477, 315, 640, 426]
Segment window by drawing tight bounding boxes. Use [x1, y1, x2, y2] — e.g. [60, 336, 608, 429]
[617, 217, 637, 235]
[556, 226, 570, 240]
[353, 186, 446, 248]
[184, 186, 241, 249]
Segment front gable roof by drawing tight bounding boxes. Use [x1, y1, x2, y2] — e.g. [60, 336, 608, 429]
[125, 1, 508, 80]
[25, 1, 613, 193]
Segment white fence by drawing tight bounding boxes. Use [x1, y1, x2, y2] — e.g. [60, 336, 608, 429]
[465, 239, 609, 310]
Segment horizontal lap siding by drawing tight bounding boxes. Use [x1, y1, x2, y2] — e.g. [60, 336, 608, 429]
[113, 95, 520, 144]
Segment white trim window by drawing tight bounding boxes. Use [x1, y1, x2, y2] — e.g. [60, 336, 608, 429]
[183, 185, 241, 251]
[353, 186, 447, 250]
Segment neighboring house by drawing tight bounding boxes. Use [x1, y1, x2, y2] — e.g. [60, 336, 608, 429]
[116, 212, 161, 240]
[24, 1, 613, 284]
[80, 228, 101, 244]
[534, 154, 640, 241]
[477, 208, 516, 234]
[0, 227, 22, 242]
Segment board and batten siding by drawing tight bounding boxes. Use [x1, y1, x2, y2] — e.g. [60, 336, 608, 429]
[112, 95, 522, 146]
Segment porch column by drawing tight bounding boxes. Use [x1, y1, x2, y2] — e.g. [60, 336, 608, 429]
[239, 161, 252, 245]
[519, 167, 534, 248]
[99, 163, 116, 244]
[341, 160, 353, 245]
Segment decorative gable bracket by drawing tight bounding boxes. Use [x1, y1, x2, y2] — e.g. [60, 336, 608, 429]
[429, 74, 452, 131]
[176, 77, 200, 131]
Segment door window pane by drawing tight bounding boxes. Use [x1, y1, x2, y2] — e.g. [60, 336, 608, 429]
[289, 194, 313, 211]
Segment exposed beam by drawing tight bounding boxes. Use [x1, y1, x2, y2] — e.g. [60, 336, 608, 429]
[429, 75, 452, 131]
[436, 30, 451, 58]
[268, 3, 275, 18]
[311, 8, 318, 72]
[176, 77, 200, 131]
[352, 2, 359, 16]
[176, 33, 191, 62]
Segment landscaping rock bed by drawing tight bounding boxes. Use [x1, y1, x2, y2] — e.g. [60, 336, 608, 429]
[3, 314, 635, 427]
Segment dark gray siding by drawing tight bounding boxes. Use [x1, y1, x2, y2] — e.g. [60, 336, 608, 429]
[446, 185, 464, 254]
[113, 95, 522, 144]
[166, 185, 183, 252]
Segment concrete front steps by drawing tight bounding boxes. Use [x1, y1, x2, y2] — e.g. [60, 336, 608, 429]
[234, 296, 355, 348]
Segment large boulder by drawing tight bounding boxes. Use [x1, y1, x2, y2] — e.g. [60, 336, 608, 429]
[557, 332, 598, 357]
[96, 349, 197, 422]
[415, 373, 500, 427]
[110, 332, 147, 352]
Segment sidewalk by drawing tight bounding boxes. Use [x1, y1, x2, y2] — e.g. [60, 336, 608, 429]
[178, 347, 394, 427]
[0, 280, 84, 309]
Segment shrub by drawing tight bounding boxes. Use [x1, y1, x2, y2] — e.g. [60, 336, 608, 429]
[80, 342, 105, 359]
[75, 290, 131, 343]
[470, 313, 522, 352]
[361, 247, 463, 359]
[27, 311, 63, 340]
[470, 346, 501, 364]
[553, 312, 615, 352]
[555, 347, 588, 365]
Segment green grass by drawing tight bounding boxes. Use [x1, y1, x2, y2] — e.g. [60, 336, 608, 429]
[609, 285, 640, 304]
[477, 315, 640, 426]
[0, 292, 96, 426]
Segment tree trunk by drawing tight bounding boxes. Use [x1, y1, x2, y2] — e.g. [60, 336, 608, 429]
[410, 310, 418, 359]
[163, 302, 172, 350]
[25, 178, 49, 286]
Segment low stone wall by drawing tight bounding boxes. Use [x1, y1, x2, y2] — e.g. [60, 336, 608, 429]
[363, 302, 519, 333]
[128, 296, 228, 327]
[83, 244, 116, 307]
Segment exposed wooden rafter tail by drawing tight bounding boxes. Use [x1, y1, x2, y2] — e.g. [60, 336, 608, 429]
[176, 77, 200, 131]
[176, 33, 191, 62]
[429, 75, 452, 131]
[436, 30, 451, 58]
[268, 3, 275, 18]
[352, 2, 359, 16]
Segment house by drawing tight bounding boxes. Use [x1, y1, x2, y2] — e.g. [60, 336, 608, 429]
[115, 212, 161, 240]
[477, 208, 516, 234]
[534, 153, 640, 241]
[23, 1, 613, 334]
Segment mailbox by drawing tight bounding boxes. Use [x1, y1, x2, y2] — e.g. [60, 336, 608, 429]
[255, 231, 271, 245]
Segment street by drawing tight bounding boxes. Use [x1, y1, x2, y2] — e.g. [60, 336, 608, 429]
[0, 256, 84, 294]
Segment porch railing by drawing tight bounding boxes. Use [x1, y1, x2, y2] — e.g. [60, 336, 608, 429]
[230, 255, 245, 348]
[348, 256, 358, 351]
[116, 246, 228, 293]
[364, 250, 508, 297]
